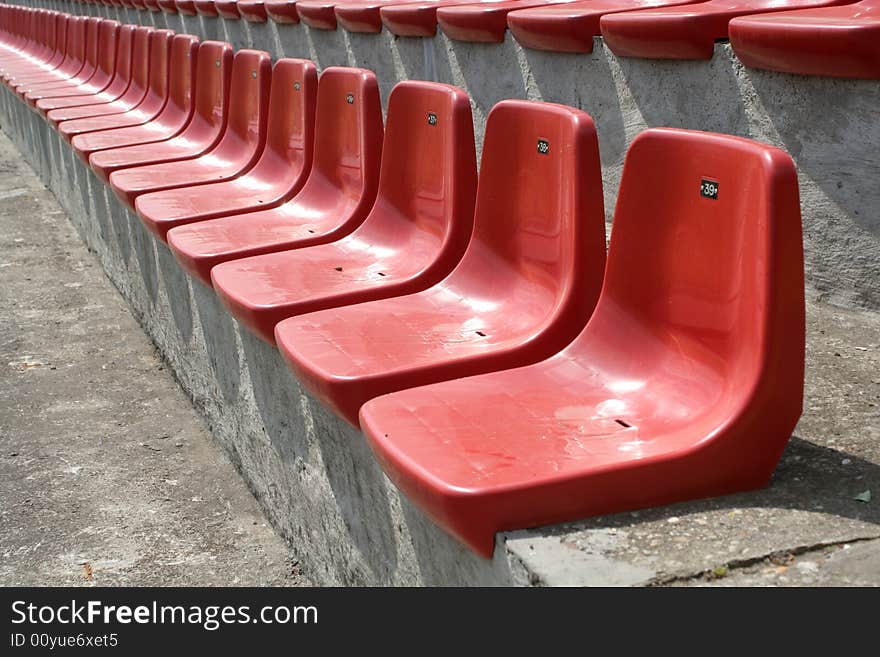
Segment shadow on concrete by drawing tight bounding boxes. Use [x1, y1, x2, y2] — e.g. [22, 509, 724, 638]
[747, 70, 880, 309]
[107, 189, 132, 269]
[347, 32, 402, 105]
[307, 400, 399, 582]
[239, 328, 310, 462]
[527, 436, 880, 540]
[157, 245, 194, 344]
[303, 25, 348, 70]
[128, 207, 160, 306]
[192, 280, 241, 403]
[273, 23, 310, 60]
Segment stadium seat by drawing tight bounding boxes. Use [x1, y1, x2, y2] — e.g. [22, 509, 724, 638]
[109, 49, 271, 209]
[144, 0, 163, 11]
[298, 1, 342, 29]
[438, 0, 573, 42]
[166, 67, 384, 287]
[210, 80, 478, 346]
[86, 40, 232, 183]
[158, 0, 180, 13]
[729, 0, 880, 79]
[0, 10, 64, 84]
[381, 1, 478, 35]
[37, 24, 134, 115]
[239, 1, 270, 21]
[359, 128, 805, 558]
[335, 0, 458, 32]
[274, 99, 606, 426]
[35, 20, 119, 112]
[507, 0, 699, 52]
[175, 1, 200, 15]
[136, 58, 317, 239]
[215, 1, 243, 18]
[599, 0, 853, 60]
[22, 17, 105, 106]
[13, 16, 88, 96]
[194, 0, 221, 16]
[266, 1, 301, 23]
[58, 29, 173, 141]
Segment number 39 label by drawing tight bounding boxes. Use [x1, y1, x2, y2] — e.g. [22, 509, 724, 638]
[700, 179, 719, 200]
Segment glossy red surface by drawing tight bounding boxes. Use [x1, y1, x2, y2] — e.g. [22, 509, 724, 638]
[212, 80, 478, 347]
[729, 0, 880, 79]
[109, 49, 271, 210]
[507, 0, 698, 52]
[297, 1, 341, 28]
[1, 11, 66, 85]
[359, 128, 805, 557]
[167, 67, 383, 288]
[265, 1, 301, 23]
[438, 0, 570, 42]
[35, 20, 119, 112]
[70, 35, 198, 161]
[59, 29, 173, 141]
[239, 1, 270, 21]
[158, 0, 180, 12]
[600, 0, 853, 60]
[215, 1, 243, 18]
[194, 0, 221, 15]
[138, 58, 317, 241]
[87, 41, 232, 183]
[144, 0, 163, 11]
[40, 24, 135, 117]
[275, 99, 606, 427]
[381, 1, 490, 35]
[49, 26, 153, 128]
[175, 0, 200, 15]
[16, 16, 90, 99]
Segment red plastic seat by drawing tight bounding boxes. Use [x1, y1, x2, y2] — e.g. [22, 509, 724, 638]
[298, 1, 344, 28]
[359, 128, 805, 557]
[381, 1, 494, 35]
[266, 0, 301, 22]
[239, 1, 270, 21]
[507, 0, 697, 52]
[38, 24, 135, 116]
[13, 16, 89, 97]
[0, 10, 64, 84]
[35, 20, 120, 113]
[136, 59, 317, 240]
[167, 67, 383, 287]
[210, 80, 479, 346]
[600, 0, 853, 60]
[144, 0, 163, 11]
[438, 0, 575, 42]
[58, 30, 174, 141]
[335, 0, 462, 32]
[69, 35, 199, 162]
[22, 17, 107, 107]
[729, 0, 880, 79]
[110, 49, 272, 210]
[87, 41, 232, 183]
[275, 100, 605, 428]
[194, 0, 221, 15]
[216, 1, 244, 18]
[158, 0, 180, 12]
[48, 26, 154, 127]
[176, 0, 200, 15]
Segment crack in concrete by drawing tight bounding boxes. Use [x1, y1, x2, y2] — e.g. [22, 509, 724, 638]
[648, 535, 880, 586]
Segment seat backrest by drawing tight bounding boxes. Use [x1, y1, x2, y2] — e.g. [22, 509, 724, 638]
[127, 27, 155, 96]
[357, 80, 477, 261]
[450, 99, 606, 321]
[94, 20, 119, 79]
[80, 17, 101, 75]
[190, 41, 234, 132]
[143, 30, 174, 105]
[259, 58, 318, 179]
[219, 49, 272, 148]
[63, 16, 87, 70]
[111, 25, 136, 86]
[164, 34, 200, 113]
[306, 67, 383, 209]
[51, 13, 68, 60]
[600, 128, 804, 383]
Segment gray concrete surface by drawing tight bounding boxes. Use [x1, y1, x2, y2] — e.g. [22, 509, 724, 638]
[2, 1, 879, 586]
[0, 130, 305, 586]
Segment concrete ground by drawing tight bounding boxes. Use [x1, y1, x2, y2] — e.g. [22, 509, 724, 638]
[0, 130, 306, 586]
[0, 124, 878, 586]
